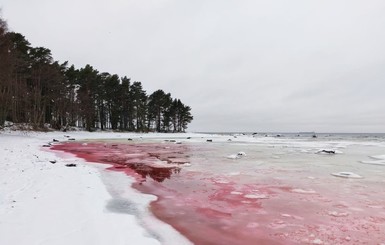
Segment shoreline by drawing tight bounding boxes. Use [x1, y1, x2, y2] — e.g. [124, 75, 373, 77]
[0, 131, 194, 245]
[2, 130, 385, 244]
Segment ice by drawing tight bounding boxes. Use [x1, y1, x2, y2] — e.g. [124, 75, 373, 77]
[328, 211, 349, 217]
[331, 172, 363, 178]
[360, 160, 385, 166]
[226, 151, 247, 159]
[291, 188, 317, 194]
[370, 155, 385, 160]
[244, 194, 269, 199]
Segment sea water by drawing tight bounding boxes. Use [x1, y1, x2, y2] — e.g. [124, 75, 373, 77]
[52, 133, 385, 244]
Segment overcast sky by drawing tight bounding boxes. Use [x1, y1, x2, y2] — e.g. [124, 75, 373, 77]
[2, 0, 385, 132]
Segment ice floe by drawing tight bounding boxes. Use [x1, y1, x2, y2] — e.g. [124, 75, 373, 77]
[291, 188, 317, 194]
[360, 160, 385, 166]
[227, 151, 247, 159]
[331, 172, 363, 179]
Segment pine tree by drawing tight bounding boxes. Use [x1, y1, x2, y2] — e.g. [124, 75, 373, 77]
[77, 65, 99, 131]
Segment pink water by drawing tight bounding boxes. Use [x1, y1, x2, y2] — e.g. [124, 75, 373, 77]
[51, 141, 385, 244]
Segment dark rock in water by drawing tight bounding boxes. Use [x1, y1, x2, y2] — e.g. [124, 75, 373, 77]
[169, 140, 176, 143]
[312, 134, 317, 138]
[187, 137, 191, 139]
[42, 144, 51, 147]
[65, 163, 77, 167]
[49, 160, 57, 164]
[320, 150, 335, 154]
[206, 139, 213, 142]
[53, 139, 59, 142]
[64, 135, 70, 138]
[127, 138, 133, 141]
[252, 133, 258, 135]
[68, 138, 75, 141]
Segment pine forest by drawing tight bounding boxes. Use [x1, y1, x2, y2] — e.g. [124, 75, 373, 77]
[0, 17, 193, 132]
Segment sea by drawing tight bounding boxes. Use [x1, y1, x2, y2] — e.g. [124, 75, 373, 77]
[52, 132, 385, 244]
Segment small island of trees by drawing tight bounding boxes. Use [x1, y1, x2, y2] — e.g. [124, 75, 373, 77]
[0, 16, 193, 132]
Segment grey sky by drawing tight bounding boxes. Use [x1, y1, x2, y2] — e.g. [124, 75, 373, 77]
[2, 0, 385, 132]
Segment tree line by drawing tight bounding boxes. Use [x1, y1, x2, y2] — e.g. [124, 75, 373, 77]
[0, 16, 193, 132]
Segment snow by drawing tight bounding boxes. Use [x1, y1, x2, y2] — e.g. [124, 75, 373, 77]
[0, 130, 193, 245]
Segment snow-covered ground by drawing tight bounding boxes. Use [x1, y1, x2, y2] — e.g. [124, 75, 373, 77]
[0, 130, 200, 245]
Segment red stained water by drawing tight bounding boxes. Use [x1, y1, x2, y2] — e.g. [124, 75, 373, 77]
[51, 142, 385, 245]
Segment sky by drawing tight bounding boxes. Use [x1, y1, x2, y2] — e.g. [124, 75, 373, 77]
[1, 0, 385, 133]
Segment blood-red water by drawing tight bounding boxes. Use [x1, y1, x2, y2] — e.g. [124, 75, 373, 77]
[51, 141, 385, 245]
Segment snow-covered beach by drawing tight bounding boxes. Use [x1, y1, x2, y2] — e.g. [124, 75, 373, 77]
[0, 131, 194, 245]
[1, 130, 385, 244]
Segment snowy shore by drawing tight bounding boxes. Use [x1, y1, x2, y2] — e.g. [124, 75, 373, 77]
[2, 130, 385, 244]
[0, 131, 196, 245]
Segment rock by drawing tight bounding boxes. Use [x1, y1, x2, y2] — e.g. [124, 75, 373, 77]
[206, 139, 213, 142]
[53, 139, 59, 142]
[316, 149, 335, 154]
[68, 138, 75, 141]
[127, 138, 133, 141]
[49, 160, 57, 164]
[65, 163, 77, 167]
[42, 144, 51, 147]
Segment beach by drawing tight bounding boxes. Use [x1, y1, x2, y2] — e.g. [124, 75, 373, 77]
[1, 130, 385, 244]
[0, 131, 193, 245]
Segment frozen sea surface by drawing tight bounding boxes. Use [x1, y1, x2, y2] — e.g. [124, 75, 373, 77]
[52, 134, 385, 244]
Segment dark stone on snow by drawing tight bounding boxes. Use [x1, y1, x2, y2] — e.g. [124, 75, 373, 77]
[65, 163, 77, 167]
[206, 139, 213, 142]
